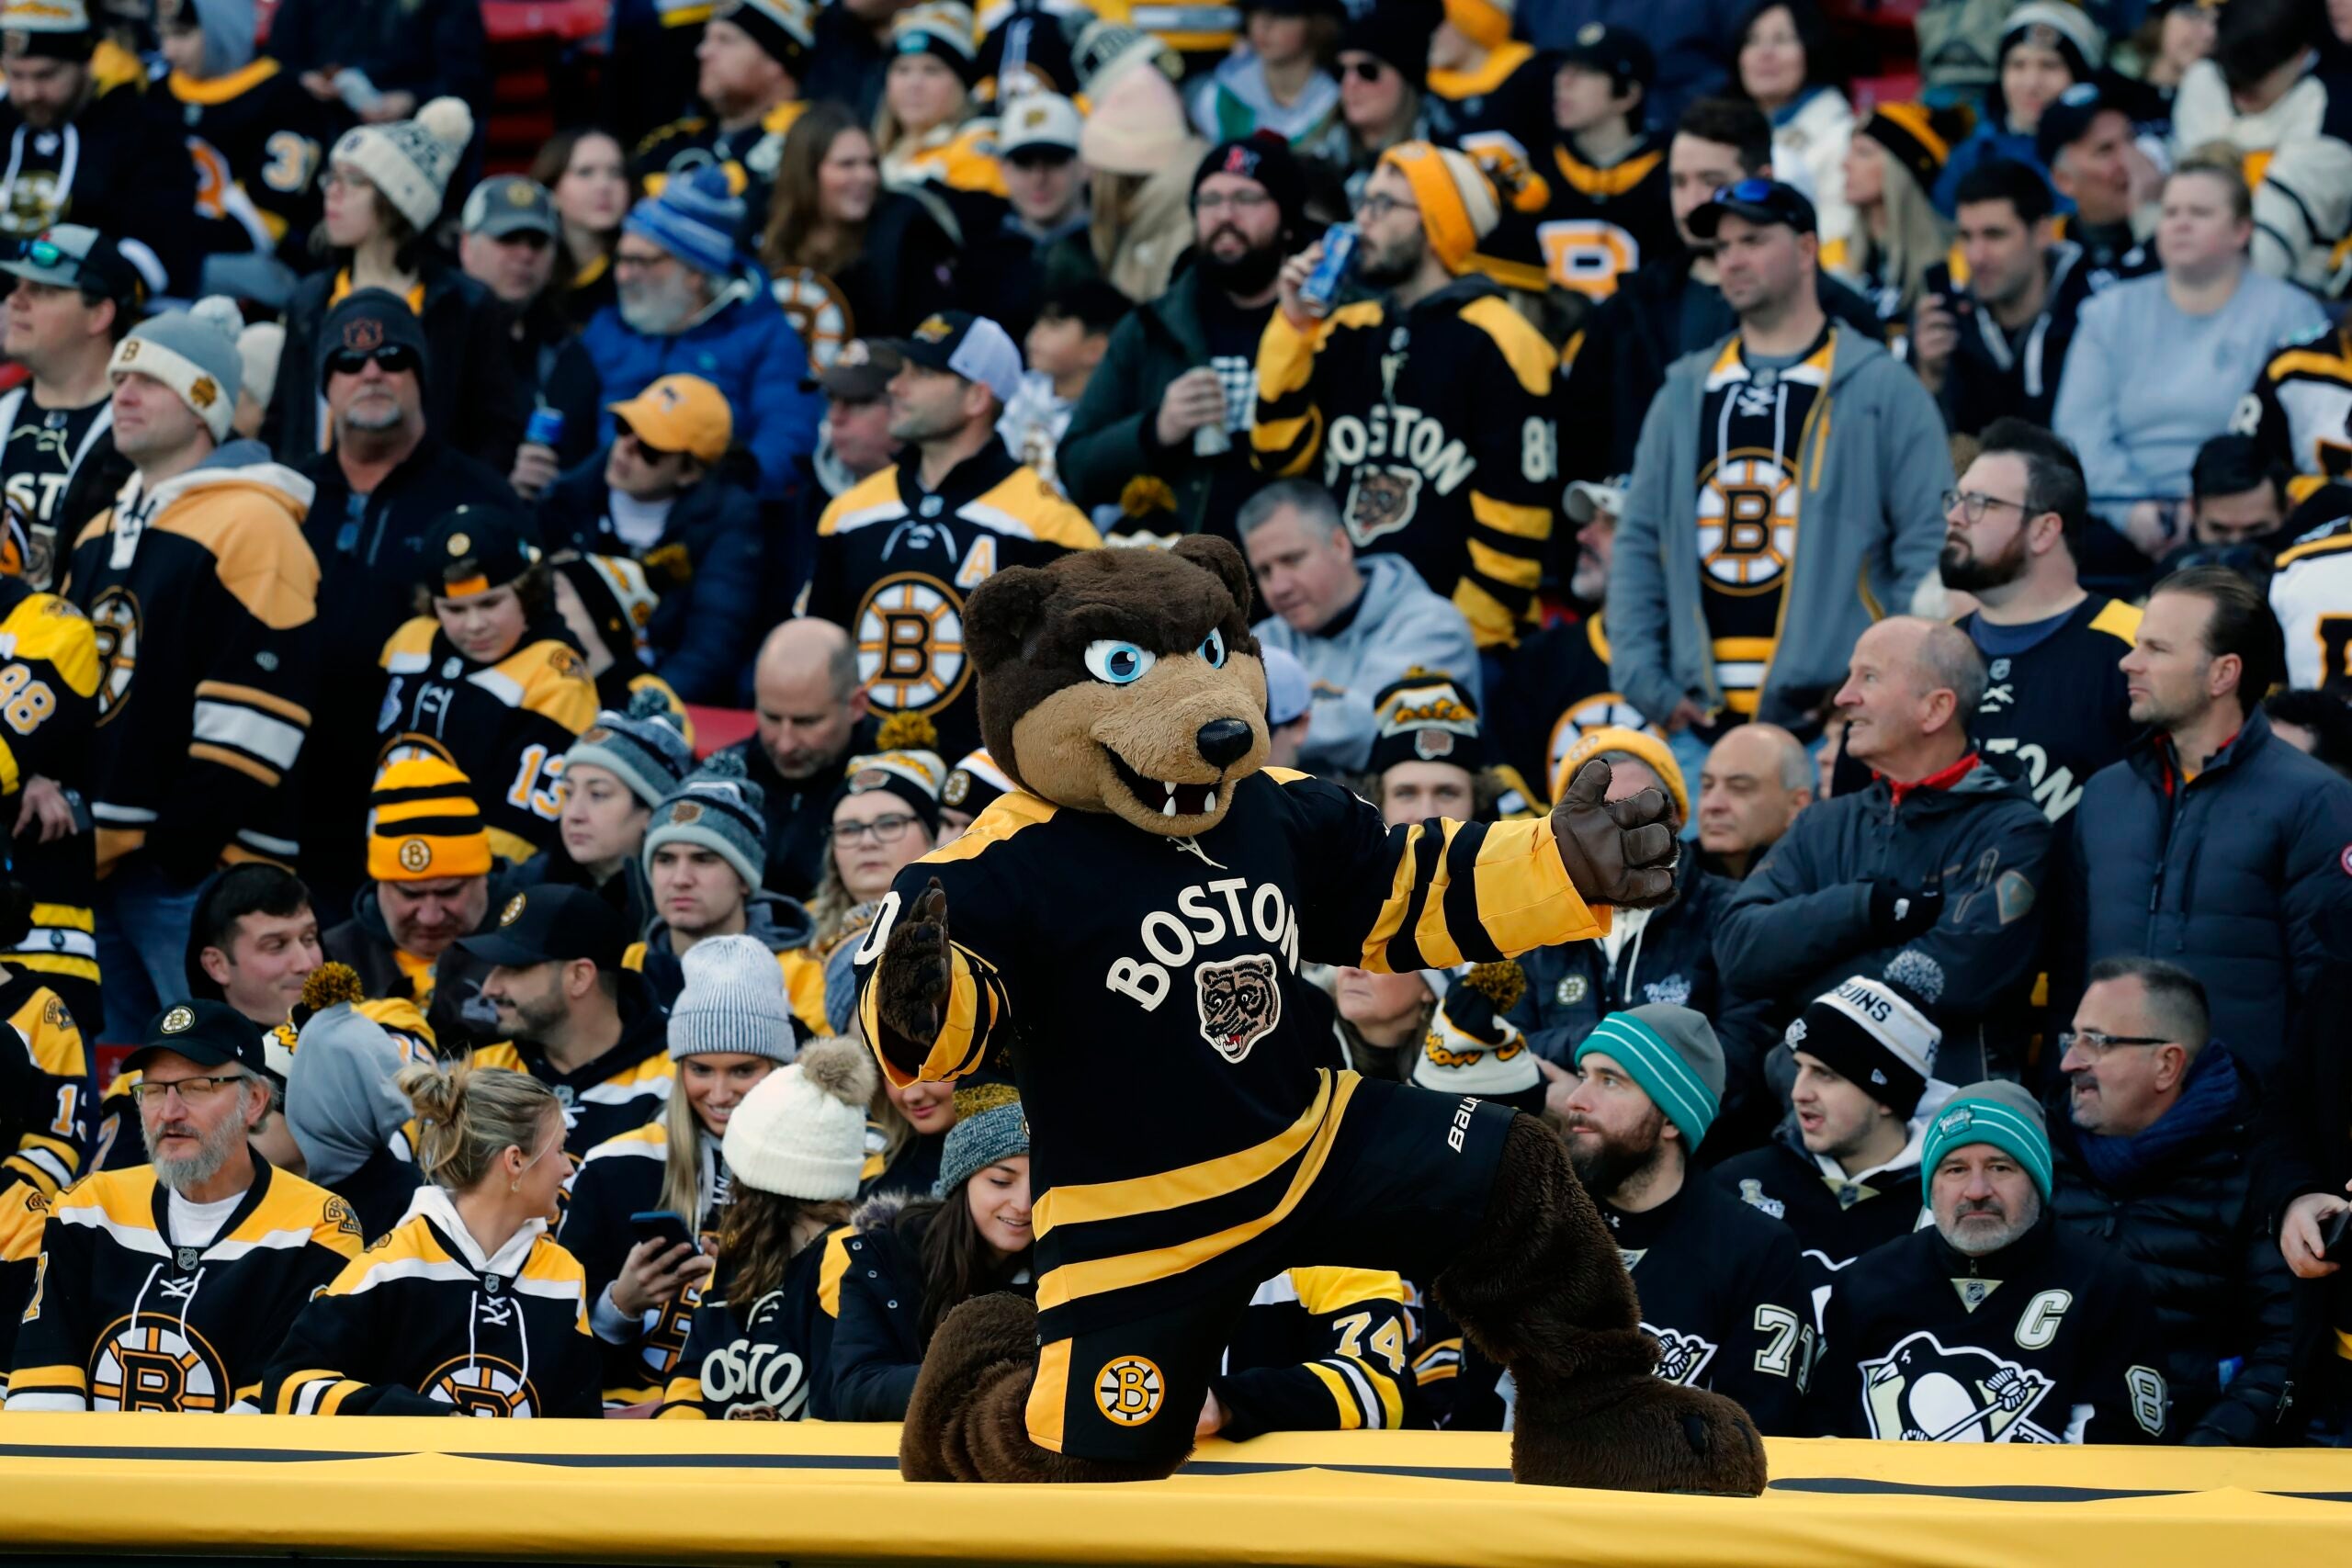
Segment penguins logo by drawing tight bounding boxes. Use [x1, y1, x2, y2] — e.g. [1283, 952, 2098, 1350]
[1860, 1331, 2059, 1443]
[424, 1353, 538, 1417]
[1344, 467, 1422, 545]
[1194, 953, 1282, 1064]
[88, 1314, 232, 1412]
[1642, 1324, 1719, 1387]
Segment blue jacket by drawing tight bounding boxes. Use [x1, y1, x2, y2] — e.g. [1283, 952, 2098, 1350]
[579, 270, 822, 503]
[1932, 124, 2047, 215]
[2067, 710, 2352, 1089]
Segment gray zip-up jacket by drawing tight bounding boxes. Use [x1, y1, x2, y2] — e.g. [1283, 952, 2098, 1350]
[1608, 323, 1951, 729]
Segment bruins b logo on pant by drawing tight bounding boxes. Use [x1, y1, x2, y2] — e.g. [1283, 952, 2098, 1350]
[1095, 1356, 1165, 1426]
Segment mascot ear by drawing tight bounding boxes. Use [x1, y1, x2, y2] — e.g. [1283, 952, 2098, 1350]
[966, 565, 1058, 672]
[1172, 535, 1254, 622]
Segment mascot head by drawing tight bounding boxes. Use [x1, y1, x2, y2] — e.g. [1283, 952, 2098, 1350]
[964, 536, 1270, 836]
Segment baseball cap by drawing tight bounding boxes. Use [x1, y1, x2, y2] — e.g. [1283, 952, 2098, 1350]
[807, 336, 905, 400]
[418, 505, 543, 595]
[608, 373, 732, 463]
[128, 999, 269, 1075]
[2, 225, 148, 307]
[1565, 475, 1629, 525]
[1261, 646, 1311, 728]
[457, 885, 628, 973]
[2035, 80, 2122, 169]
[1558, 21, 1656, 91]
[1000, 93, 1082, 160]
[1688, 176, 1818, 240]
[887, 310, 1023, 405]
[460, 175, 558, 240]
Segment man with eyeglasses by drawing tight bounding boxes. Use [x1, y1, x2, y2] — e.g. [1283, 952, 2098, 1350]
[1061, 133, 1308, 544]
[2044, 956, 2296, 1445]
[2, 999, 363, 1409]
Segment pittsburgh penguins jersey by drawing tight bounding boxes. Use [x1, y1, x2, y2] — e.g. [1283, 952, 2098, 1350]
[1212, 1266, 1422, 1438]
[469, 992, 675, 1162]
[1811, 1215, 2169, 1443]
[0, 975, 87, 1210]
[260, 1187, 600, 1417]
[2269, 516, 2352, 691]
[560, 1118, 729, 1405]
[802, 445, 1101, 761]
[1957, 597, 2142, 828]
[164, 60, 331, 262]
[656, 1227, 854, 1419]
[4, 1160, 363, 1411]
[1253, 276, 1559, 649]
[1712, 1132, 1932, 1332]
[856, 769, 1609, 1339]
[1490, 613, 1663, 803]
[2235, 325, 2352, 503]
[1471, 132, 1675, 305]
[377, 616, 599, 865]
[0, 581, 99, 1018]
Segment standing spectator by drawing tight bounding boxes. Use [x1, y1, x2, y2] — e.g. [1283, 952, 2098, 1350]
[271, 0, 488, 133]
[2070, 567, 2352, 1089]
[1073, 51, 1211, 302]
[1694, 722, 1812, 880]
[875, 4, 1005, 198]
[1934, 3, 2104, 209]
[1810, 1080, 2170, 1444]
[1188, 0, 1345, 159]
[1916, 161, 2098, 434]
[584, 169, 823, 504]
[159, 0, 336, 277]
[0, 228, 138, 586]
[1256, 142, 1558, 652]
[1826, 103, 1962, 347]
[632, 0, 814, 228]
[2053, 156, 2326, 558]
[800, 310, 1099, 761]
[67, 299, 320, 1032]
[1736, 0, 1854, 246]
[458, 177, 604, 485]
[1490, 26, 1672, 305]
[507, 691, 695, 937]
[1059, 133, 1306, 544]
[1715, 618, 2052, 1091]
[726, 621, 879, 901]
[2234, 320, 2352, 501]
[1516, 0, 1748, 127]
[1241, 481, 1481, 775]
[268, 97, 526, 472]
[2038, 82, 2159, 286]
[960, 94, 1090, 343]
[0, 0, 201, 292]
[1610, 178, 1948, 740]
[997, 279, 1126, 494]
[2052, 957, 2297, 1446]
[533, 130, 631, 330]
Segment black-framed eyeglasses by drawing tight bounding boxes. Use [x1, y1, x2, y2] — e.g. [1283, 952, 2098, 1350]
[1941, 488, 2031, 525]
[830, 813, 920, 844]
[1356, 191, 1419, 221]
[2057, 1031, 2173, 1057]
[1341, 58, 1387, 82]
[128, 1073, 247, 1106]
[326, 344, 422, 378]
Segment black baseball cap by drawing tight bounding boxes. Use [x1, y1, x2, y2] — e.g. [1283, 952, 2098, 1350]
[127, 1000, 269, 1075]
[1689, 177, 1819, 240]
[418, 505, 544, 596]
[803, 336, 904, 400]
[1558, 22, 1656, 92]
[457, 885, 628, 972]
[2035, 80, 2123, 169]
[883, 310, 1022, 404]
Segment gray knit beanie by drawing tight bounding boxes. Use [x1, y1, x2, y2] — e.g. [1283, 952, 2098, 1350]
[1576, 1003, 1727, 1151]
[566, 688, 695, 809]
[644, 750, 768, 891]
[110, 296, 246, 442]
[668, 934, 797, 1063]
[933, 1088, 1030, 1198]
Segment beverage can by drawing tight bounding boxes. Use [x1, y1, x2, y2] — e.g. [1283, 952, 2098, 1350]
[525, 407, 567, 449]
[1298, 224, 1358, 314]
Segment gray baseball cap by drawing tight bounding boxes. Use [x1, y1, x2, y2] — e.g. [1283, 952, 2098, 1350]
[460, 175, 558, 240]
[1, 224, 145, 304]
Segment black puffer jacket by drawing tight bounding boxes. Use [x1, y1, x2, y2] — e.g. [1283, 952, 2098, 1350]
[2047, 1048, 2299, 1447]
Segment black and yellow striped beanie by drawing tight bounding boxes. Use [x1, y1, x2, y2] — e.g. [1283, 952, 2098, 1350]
[367, 757, 492, 882]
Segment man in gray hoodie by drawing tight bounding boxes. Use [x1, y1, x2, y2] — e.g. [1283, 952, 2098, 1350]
[1609, 179, 1950, 756]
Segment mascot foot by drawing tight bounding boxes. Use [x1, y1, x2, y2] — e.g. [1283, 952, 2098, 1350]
[899, 1295, 1189, 1484]
[1512, 1371, 1768, 1495]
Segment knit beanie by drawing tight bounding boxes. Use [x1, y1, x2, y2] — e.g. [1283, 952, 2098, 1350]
[285, 966, 412, 1185]
[1577, 1004, 1725, 1152]
[941, 747, 1015, 819]
[109, 296, 244, 442]
[891, 1, 979, 86]
[833, 712, 947, 836]
[712, 0, 814, 73]
[722, 1036, 876, 1201]
[1859, 102, 1969, 195]
[1786, 976, 1940, 1118]
[316, 288, 430, 391]
[1999, 2, 2103, 87]
[669, 933, 797, 1063]
[645, 750, 768, 892]
[1922, 1079, 2052, 1201]
[237, 320, 283, 414]
[1442, 0, 1513, 51]
[1367, 668, 1485, 777]
[1080, 57, 1194, 176]
[1377, 142, 1499, 275]
[623, 166, 745, 280]
[1071, 17, 1178, 100]
[330, 96, 474, 232]
[1340, 0, 1441, 95]
[1, 0, 93, 60]
[566, 688, 695, 809]
[1552, 725, 1688, 823]
[367, 757, 492, 882]
[1193, 131, 1309, 242]
[1413, 961, 1541, 1111]
[933, 1081, 1030, 1197]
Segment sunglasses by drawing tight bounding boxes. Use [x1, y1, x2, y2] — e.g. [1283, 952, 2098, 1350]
[1715, 177, 1780, 204]
[326, 344, 421, 378]
[1341, 58, 1387, 82]
[615, 420, 681, 461]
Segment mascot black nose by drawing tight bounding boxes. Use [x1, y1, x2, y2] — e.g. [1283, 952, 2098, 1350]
[1195, 718, 1254, 769]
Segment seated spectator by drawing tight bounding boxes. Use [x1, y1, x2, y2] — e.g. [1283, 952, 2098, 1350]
[583, 169, 822, 505]
[1521, 0, 1736, 127]
[2053, 155, 2326, 558]
[722, 621, 879, 900]
[0, 884, 87, 1203]
[1935, 4, 2103, 210]
[1737, 1, 1855, 246]
[1261, 648, 1314, 768]
[935, 750, 1013, 846]
[2238, 319, 2352, 502]
[1716, 617, 2052, 1092]
[261, 1059, 600, 1417]
[1507, 26, 1675, 305]
[531, 130, 629, 329]
[182, 863, 315, 1022]
[1917, 161, 2098, 434]
[960, 94, 1089, 342]
[632, 0, 814, 232]
[1073, 52, 1210, 301]
[568, 937, 797, 1405]
[160, 0, 336, 277]
[2268, 504, 2352, 691]
[1826, 103, 1963, 346]
[830, 1085, 1033, 1421]
[458, 176, 603, 486]
[0, 225, 140, 583]
[1365, 671, 1492, 827]
[2052, 957, 2296, 1445]
[2070, 567, 2352, 1090]
[378, 509, 597, 865]
[270, 0, 488, 136]
[544, 552, 690, 725]
[1811, 1081, 2170, 1444]
[5, 1002, 361, 1411]
[1188, 0, 1344, 160]
[1695, 723, 1812, 879]
[508, 691, 696, 937]
[462, 886, 672, 1159]
[876, 4, 1006, 198]
[1205, 1265, 1424, 1438]
[1241, 480, 1481, 777]
[1331, 2, 1439, 206]
[2263, 687, 2352, 777]
[2037, 81, 2159, 285]
[268, 98, 527, 472]
[1714, 977, 1951, 1322]
[2174, 434, 2289, 566]
[800, 342, 906, 568]
[658, 1037, 872, 1418]
[862, 1073, 958, 1201]
[999, 278, 1129, 494]
[1331, 965, 1435, 1082]
[281, 965, 426, 1241]
[812, 725, 947, 1030]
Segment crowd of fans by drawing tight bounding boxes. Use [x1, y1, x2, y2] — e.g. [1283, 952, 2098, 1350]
[0, 0, 2346, 1453]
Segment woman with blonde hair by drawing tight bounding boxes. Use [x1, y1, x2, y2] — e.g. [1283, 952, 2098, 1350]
[1828, 103, 1967, 349]
[875, 4, 1007, 197]
[259, 1062, 600, 1416]
[1075, 57, 1211, 299]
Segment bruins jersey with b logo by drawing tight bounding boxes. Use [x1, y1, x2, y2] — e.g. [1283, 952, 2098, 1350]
[164, 60, 332, 263]
[1212, 1267, 1422, 1438]
[803, 446, 1101, 761]
[0, 581, 99, 1028]
[559, 1118, 731, 1405]
[4, 1160, 362, 1411]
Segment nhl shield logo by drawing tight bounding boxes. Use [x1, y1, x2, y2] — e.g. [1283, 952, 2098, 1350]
[1193, 953, 1282, 1064]
[174, 1247, 201, 1272]
[1736, 1179, 1784, 1221]
[1860, 1330, 2058, 1443]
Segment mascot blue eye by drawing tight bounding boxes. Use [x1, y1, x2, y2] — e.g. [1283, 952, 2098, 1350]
[1197, 629, 1227, 667]
[1083, 640, 1156, 685]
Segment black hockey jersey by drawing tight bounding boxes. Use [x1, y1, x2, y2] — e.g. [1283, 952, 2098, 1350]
[5, 1160, 362, 1410]
[164, 59, 334, 264]
[2234, 323, 2352, 502]
[559, 1116, 728, 1404]
[0, 581, 98, 1021]
[801, 445, 1101, 761]
[1424, 43, 1552, 152]
[1957, 596, 2142, 829]
[0, 1175, 41, 1393]
[469, 986, 675, 1161]
[1213, 1266, 1422, 1438]
[377, 616, 599, 865]
[630, 97, 810, 233]
[1471, 132, 1675, 305]
[0, 75, 202, 293]
[1253, 277, 1558, 649]
[2268, 516, 2352, 691]
[1712, 1128, 1931, 1331]
[261, 1188, 600, 1416]
[656, 1228, 853, 1420]
[1489, 613, 1661, 800]
[1811, 1213, 2169, 1442]
[0, 975, 87, 1210]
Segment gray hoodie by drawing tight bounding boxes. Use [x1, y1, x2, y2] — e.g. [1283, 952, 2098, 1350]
[1607, 325, 1950, 730]
[287, 1001, 413, 1185]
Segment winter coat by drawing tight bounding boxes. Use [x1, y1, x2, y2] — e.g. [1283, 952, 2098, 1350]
[715, 716, 880, 902]
[1094, 145, 1210, 303]
[266, 0, 490, 114]
[1772, 88, 1856, 248]
[2066, 710, 2352, 1089]
[826, 1194, 930, 1421]
[0, 78, 202, 294]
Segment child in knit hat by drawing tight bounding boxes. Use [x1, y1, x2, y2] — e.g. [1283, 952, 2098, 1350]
[507, 689, 695, 937]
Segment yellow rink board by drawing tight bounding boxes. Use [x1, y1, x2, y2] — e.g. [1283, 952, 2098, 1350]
[0, 1415, 2346, 1565]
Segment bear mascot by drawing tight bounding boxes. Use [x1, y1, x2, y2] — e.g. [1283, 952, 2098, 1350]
[854, 537, 1768, 1493]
